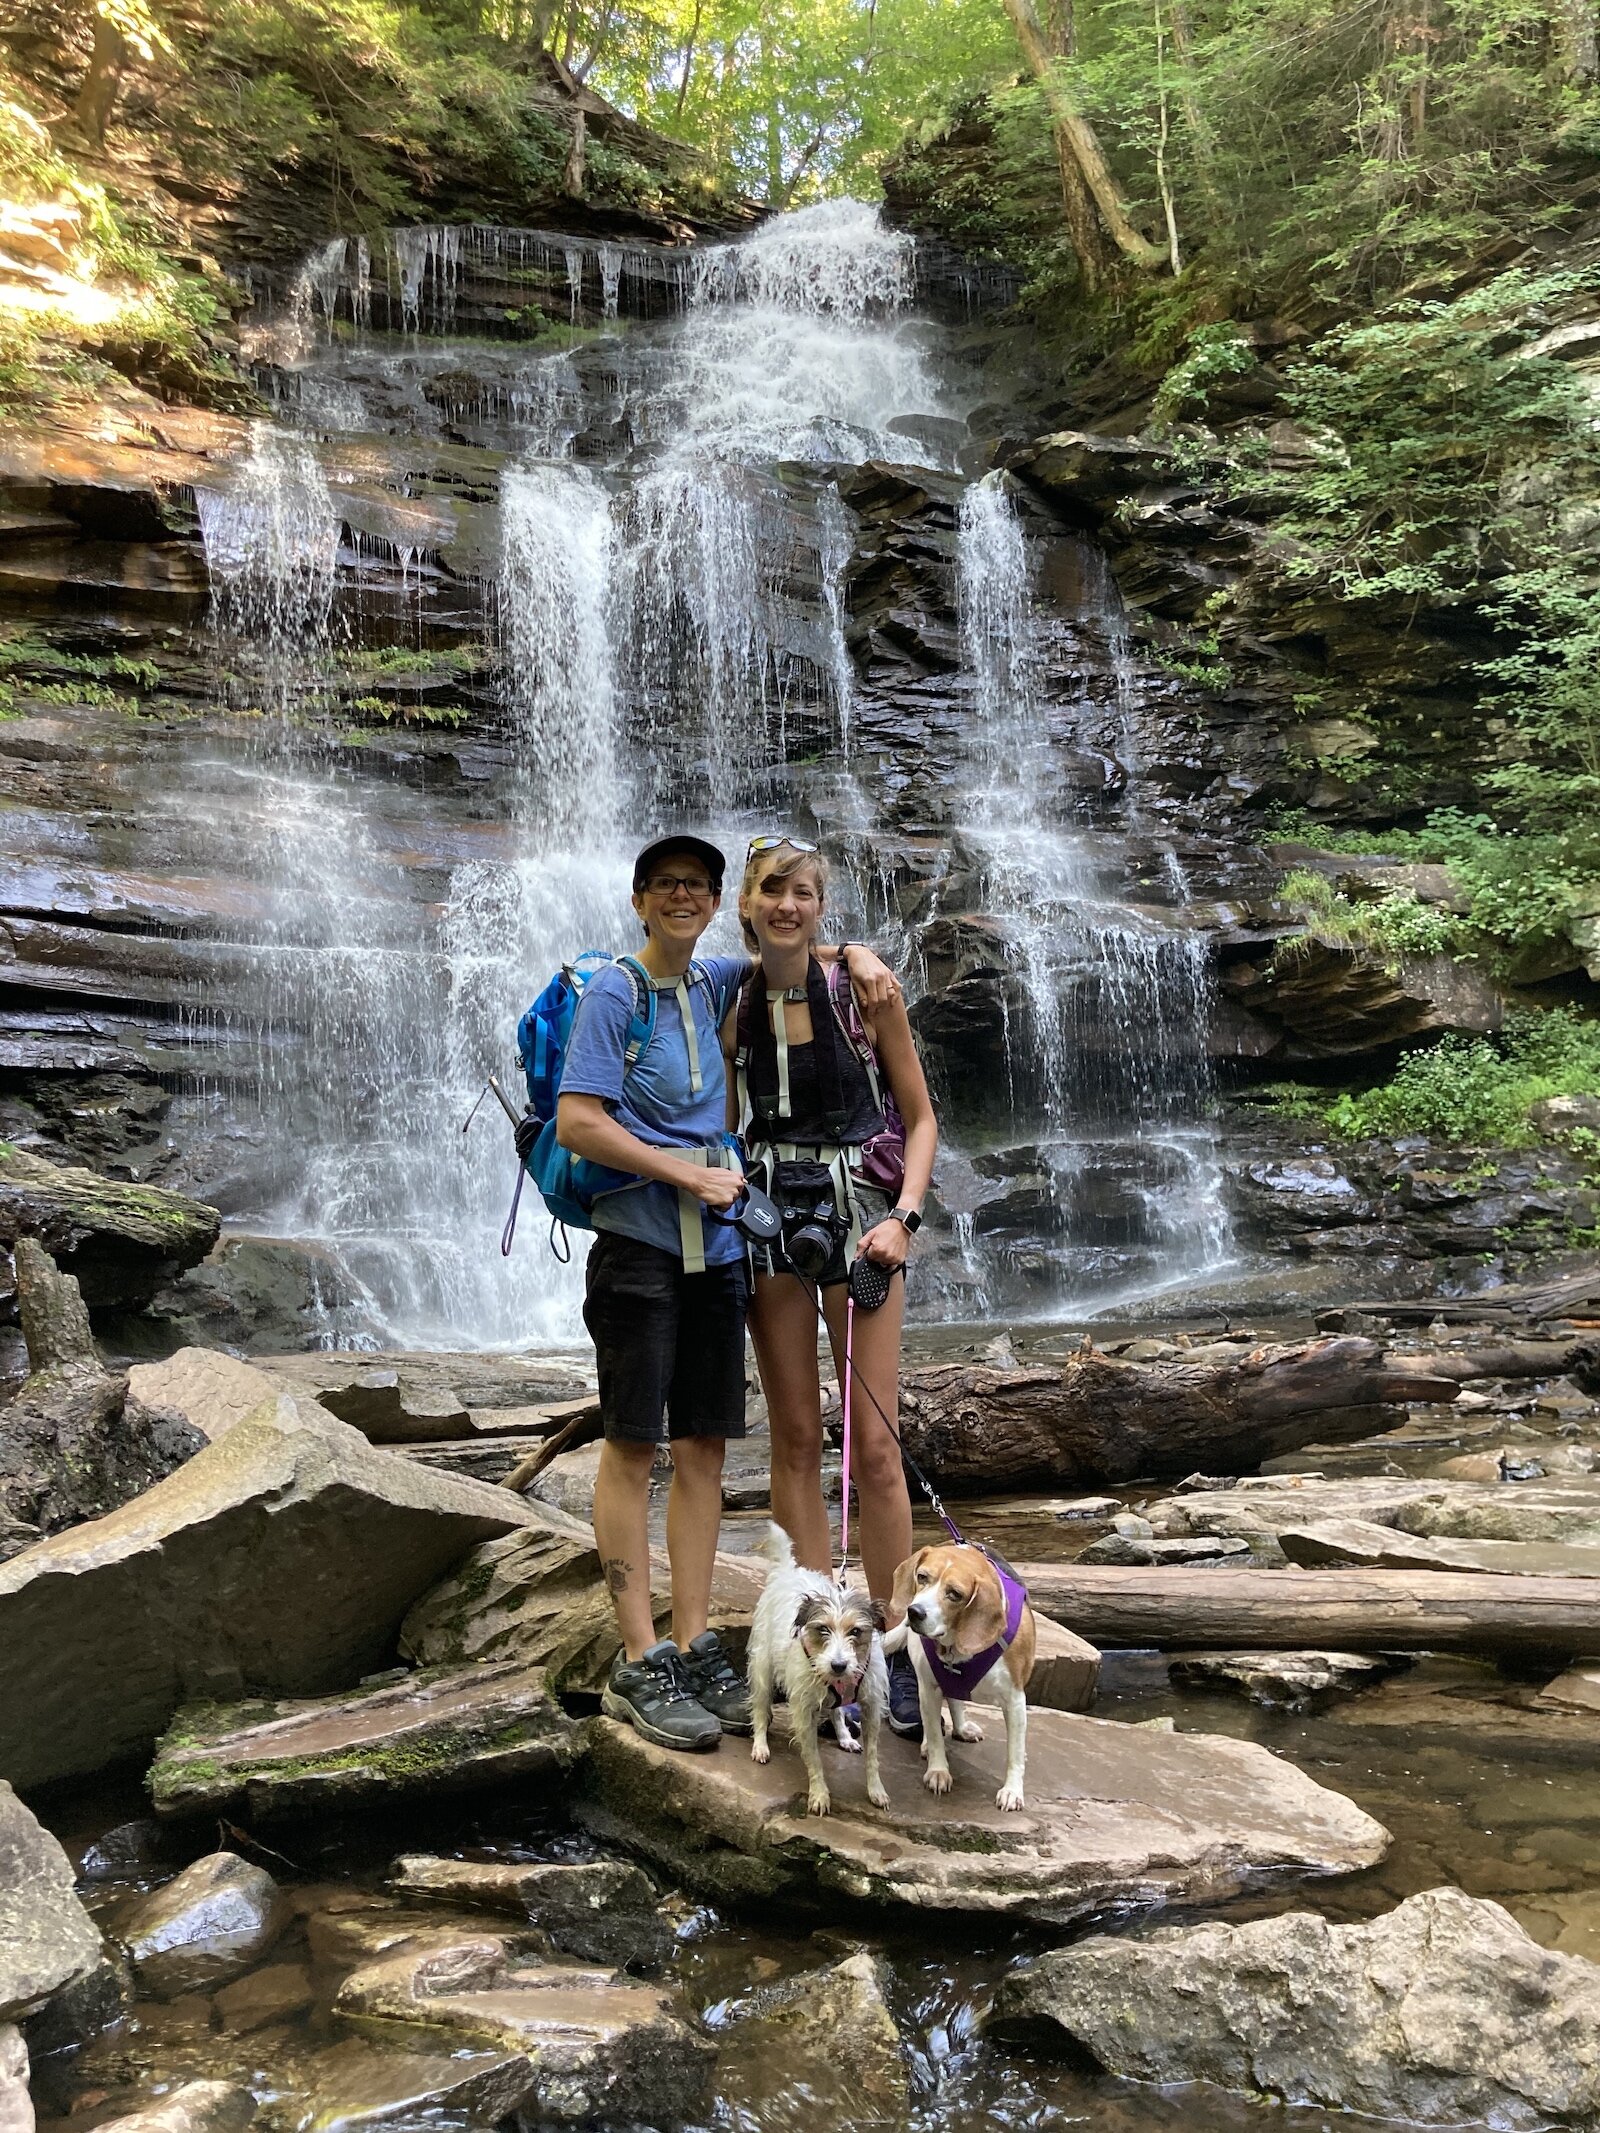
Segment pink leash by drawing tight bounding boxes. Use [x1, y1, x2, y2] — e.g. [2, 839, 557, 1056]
[838, 1293, 855, 1575]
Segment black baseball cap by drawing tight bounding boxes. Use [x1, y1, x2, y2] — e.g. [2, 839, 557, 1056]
[632, 834, 727, 892]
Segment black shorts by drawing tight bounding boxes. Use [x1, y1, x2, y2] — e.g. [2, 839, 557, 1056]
[582, 1229, 749, 1445]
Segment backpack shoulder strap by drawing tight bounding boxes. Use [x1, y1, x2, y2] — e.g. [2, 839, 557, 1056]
[825, 958, 885, 1110]
[612, 955, 657, 1071]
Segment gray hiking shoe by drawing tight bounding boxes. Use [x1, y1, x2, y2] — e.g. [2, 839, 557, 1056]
[601, 1641, 721, 1752]
[677, 1630, 753, 1735]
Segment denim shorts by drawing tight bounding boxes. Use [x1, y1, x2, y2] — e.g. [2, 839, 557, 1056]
[582, 1229, 749, 1444]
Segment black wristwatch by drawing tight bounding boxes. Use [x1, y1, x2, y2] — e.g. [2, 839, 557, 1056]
[888, 1206, 922, 1233]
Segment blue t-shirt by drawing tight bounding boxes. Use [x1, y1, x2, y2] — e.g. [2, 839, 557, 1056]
[560, 954, 749, 1266]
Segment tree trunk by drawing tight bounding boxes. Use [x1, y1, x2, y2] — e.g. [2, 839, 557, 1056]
[71, 10, 128, 147]
[1562, 0, 1599, 80]
[896, 1338, 1458, 1490]
[1408, 1340, 1587, 1383]
[1019, 1561, 1600, 1658]
[675, 0, 703, 117]
[15, 1236, 99, 1381]
[563, 105, 587, 195]
[1001, 0, 1167, 272]
[1167, 0, 1223, 215]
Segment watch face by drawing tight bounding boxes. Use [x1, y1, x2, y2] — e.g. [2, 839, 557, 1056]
[896, 1208, 922, 1233]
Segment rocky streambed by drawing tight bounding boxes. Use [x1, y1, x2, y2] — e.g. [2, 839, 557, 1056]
[3, 1225, 1600, 2133]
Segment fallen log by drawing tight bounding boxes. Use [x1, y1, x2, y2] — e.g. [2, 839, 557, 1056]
[1019, 1561, 1600, 1658]
[896, 1338, 1457, 1489]
[1409, 1340, 1583, 1383]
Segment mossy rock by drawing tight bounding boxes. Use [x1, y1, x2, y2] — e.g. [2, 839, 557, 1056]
[148, 1660, 583, 1820]
[0, 1145, 219, 1310]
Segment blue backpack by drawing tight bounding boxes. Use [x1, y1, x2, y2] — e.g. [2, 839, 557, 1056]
[514, 952, 727, 1244]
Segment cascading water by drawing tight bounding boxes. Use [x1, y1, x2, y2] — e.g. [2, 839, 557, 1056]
[952, 471, 1234, 1310]
[194, 198, 1232, 1345]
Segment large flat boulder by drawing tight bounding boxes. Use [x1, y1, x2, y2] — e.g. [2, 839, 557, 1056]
[0, 1782, 104, 2022]
[0, 1395, 539, 1788]
[575, 1709, 1387, 1923]
[993, 1887, 1600, 2127]
[148, 1661, 582, 1819]
[0, 1146, 218, 1310]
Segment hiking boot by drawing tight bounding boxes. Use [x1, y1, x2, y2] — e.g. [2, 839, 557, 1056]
[886, 1646, 923, 1739]
[601, 1641, 721, 1751]
[677, 1630, 753, 1735]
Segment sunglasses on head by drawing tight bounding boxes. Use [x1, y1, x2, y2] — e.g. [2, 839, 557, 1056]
[746, 835, 820, 860]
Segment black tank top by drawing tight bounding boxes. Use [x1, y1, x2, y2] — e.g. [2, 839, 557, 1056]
[739, 960, 886, 1150]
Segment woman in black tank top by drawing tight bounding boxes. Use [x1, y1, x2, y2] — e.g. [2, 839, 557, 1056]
[721, 839, 939, 1735]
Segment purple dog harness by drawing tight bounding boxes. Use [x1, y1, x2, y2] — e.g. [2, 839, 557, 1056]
[918, 1550, 1028, 1700]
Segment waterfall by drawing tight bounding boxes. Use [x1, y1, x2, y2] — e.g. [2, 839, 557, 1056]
[195, 423, 340, 715]
[197, 199, 1234, 1346]
[953, 471, 1235, 1307]
[501, 462, 621, 838]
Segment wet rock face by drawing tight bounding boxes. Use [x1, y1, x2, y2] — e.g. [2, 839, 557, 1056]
[993, 1887, 1600, 2128]
[387, 1858, 672, 1971]
[118, 1854, 287, 2001]
[1169, 1650, 1397, 1708]
[332, 1930, 714, 2127]
[75, 2083, 255, 2133]
[0, 1783, 105, 2024]
[721, 1952, 907, 2120]
[1219, 1128, 1600, 1290]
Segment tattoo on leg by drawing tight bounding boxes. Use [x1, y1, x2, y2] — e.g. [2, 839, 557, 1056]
[603, 1557, 632, 1596]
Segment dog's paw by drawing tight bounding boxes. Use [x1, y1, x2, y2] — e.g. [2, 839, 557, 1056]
[750, 1740, 770, 1764]
[807, 1785, 832, 1817]
[867, 1778, 890, 1810]
[940, 1706, 954, 1736]
[995, 1781, 1025, 1813]
[954, 1719, 985, 1743]
[838, 1728, 862, 1753]
[923, 1765, 953, 1797]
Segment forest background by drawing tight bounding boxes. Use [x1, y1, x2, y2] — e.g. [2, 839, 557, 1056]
[5, 0, 1600, 1147]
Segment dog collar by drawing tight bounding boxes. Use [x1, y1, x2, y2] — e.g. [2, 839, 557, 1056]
[918, 1560, 1026, 1701]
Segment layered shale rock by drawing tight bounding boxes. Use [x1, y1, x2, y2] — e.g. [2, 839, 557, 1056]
[0, 1395, 538, 1787]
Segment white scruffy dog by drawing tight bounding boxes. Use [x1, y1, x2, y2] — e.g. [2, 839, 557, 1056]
[748, 1524, 891, 1817]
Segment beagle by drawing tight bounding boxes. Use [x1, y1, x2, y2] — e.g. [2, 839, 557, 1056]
[886, 1541, 1036, 1812]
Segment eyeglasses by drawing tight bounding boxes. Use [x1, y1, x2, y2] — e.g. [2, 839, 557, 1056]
[641, 872, 716, 897]
[746, 836, 819, 860]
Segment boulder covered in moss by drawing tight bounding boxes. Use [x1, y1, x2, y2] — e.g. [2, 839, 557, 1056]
[0, 1145, 219, 1312]
[148, 1660, 582, 1820]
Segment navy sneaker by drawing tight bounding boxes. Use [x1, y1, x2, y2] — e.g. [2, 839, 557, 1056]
[886, 1646, 923, 1740]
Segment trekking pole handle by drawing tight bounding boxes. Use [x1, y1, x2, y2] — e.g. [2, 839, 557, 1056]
[487, 1074, 523, 1127]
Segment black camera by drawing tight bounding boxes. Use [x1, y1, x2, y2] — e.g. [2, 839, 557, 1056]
[768, 1158, 850, 1280]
